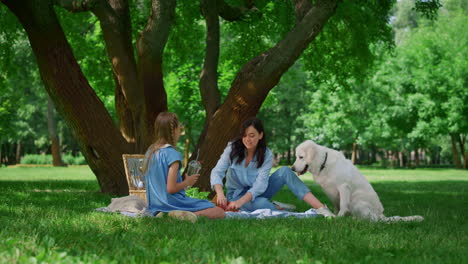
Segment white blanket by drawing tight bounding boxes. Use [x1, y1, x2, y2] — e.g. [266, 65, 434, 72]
[225, 208, 320, 219]
[96, 195, 321, 219]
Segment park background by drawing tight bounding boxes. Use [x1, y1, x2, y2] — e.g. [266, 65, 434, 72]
[0, 0, 467, 263]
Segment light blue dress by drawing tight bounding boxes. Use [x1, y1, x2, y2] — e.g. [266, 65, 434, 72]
[145, 145, 214, 215]
[210, 143, 311, 212]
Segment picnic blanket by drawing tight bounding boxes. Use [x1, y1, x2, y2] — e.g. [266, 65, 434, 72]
[96, 195, 321, 219]
[225, 208, 320, 219]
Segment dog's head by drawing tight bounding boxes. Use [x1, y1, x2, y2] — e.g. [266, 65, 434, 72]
[291, 140, 317, 175]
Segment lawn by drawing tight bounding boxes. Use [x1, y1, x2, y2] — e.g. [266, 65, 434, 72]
[0, 166, 467, 263]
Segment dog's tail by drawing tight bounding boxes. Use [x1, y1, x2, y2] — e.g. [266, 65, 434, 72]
[381, 215, 424, 222]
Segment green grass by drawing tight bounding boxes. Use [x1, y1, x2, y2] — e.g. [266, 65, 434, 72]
[0, 167, 467, 263]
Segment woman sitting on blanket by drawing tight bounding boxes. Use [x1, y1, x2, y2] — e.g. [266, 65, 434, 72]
[142, 112, 225, 221]
[210, 117, 335, 217]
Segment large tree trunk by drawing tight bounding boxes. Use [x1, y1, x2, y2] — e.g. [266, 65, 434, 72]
[457, 134, 467, 169]
[351, 142, 358, 164]
[4, 0, 132, 194]
[193, 0, 339, 190]
[47, 96, 66, 167]
[392, 151, 398, 168]
[399, 151, 406, 167]
[15, 140, 21, 164]
[451, 134, 462, 168]
[414, 148, 420, 167]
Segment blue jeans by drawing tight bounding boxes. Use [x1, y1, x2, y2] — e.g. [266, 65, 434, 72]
[240, 167, 311, 212]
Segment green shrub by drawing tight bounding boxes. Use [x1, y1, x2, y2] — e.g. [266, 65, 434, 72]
[62, 153, 87, 165]
[20, 154, 53, 165]
[73, 155, 86, 165]
[20, 154, 87, 165]
[62, 154, 75, 165]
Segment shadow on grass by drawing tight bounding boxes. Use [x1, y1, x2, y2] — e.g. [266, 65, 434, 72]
[1, 179, 467, 263]
[273, 180, 467, 216]
[1, 179, 466, 213]
[0, 180, 111, 216]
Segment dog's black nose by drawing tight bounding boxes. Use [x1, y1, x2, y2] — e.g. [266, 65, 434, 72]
[291, 166, 296, 172]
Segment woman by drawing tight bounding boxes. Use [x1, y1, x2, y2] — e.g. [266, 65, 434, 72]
[142, 112, 225, 221]
[210, 117, 334, 216]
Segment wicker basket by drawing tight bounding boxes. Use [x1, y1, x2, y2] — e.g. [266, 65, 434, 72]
[122, 154, 147, 202]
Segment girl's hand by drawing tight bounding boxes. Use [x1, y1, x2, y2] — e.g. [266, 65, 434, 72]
[216, 193, 227, 207]
[227, 200, 241, 211]
[184, 173, 199, 187]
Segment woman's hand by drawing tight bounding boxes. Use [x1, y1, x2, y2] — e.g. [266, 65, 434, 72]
[184, 173, 199, 187]
[227, 200, 241, 211]
[216, 193, 227, 207]
[226, 192, 252, 211]
[213, 184, 227, 207]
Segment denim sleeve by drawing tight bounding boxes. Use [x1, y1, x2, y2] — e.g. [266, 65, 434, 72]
[247, 149, 273, 201]
[210, 143, 232, 190]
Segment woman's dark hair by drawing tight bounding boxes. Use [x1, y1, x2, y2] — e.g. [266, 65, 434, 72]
[230, 117, 267, 168]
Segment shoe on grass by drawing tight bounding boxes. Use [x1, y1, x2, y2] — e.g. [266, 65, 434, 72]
[155, 211, 165, 218]
[168, 210, 198, 223]
[316, 206, 336, 218]
[272, 200, 296, 211]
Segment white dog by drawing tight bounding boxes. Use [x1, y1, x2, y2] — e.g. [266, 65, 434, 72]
[292, 140, 423, 222]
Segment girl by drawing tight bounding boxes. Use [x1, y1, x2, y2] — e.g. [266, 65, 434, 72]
[142, 112, 225, 220]
[210, 117, 334, 217]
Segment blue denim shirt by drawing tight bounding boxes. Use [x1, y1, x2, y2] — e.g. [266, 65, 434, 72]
[210, 143, 273, 201]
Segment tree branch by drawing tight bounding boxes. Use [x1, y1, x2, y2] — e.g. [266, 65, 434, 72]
[136, 0, 176, 148]
[91, 0, 144, 147]
[4, 0, 133, 194]
[137, 0, 176, 59]
[200, 0, 221, 118]
[217, 0, 256, 21]
[54, 0, 97, 12]
[228, 0, 339, 109]
[291, 0, 312, 23]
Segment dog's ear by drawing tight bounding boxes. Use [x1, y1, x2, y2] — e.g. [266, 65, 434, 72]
[306, 141, 316, 161]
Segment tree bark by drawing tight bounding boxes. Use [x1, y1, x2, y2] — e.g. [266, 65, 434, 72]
[392, 151, 398, 168]
[135, 0, 176, 149]
[399, 151, 406, 167]
[457, 134, 466, 169]
[451, 134, 462, 168]
[47, 95, 66, 166]
[414, 148, 420, 167]
[351, 142, 357, 164]
[200, 0, 222, 119]
[292, 0, 313, 24]
[90, 0, 148, 151]
[191, 0, 223, 161]
[5, 0, 132, 194]
[16, 140, 21, 164]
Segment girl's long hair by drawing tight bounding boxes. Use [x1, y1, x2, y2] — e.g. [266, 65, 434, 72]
[230, 117, 267, 168]
[142, 112, 179, 175]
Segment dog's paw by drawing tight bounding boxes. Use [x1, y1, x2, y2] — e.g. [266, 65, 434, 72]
[337, 210, 350, 217]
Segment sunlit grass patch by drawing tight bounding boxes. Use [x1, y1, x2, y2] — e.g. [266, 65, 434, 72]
[0, 166, 467, 263]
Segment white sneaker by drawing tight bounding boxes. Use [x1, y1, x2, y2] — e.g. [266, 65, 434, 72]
[316, 206, 336, 218]
[272, 201, 296, 211]
[155, 211, 165, 218]
[168, 210, 198, 223]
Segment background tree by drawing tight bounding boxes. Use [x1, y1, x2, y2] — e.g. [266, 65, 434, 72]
[1, 0, 445, 194]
